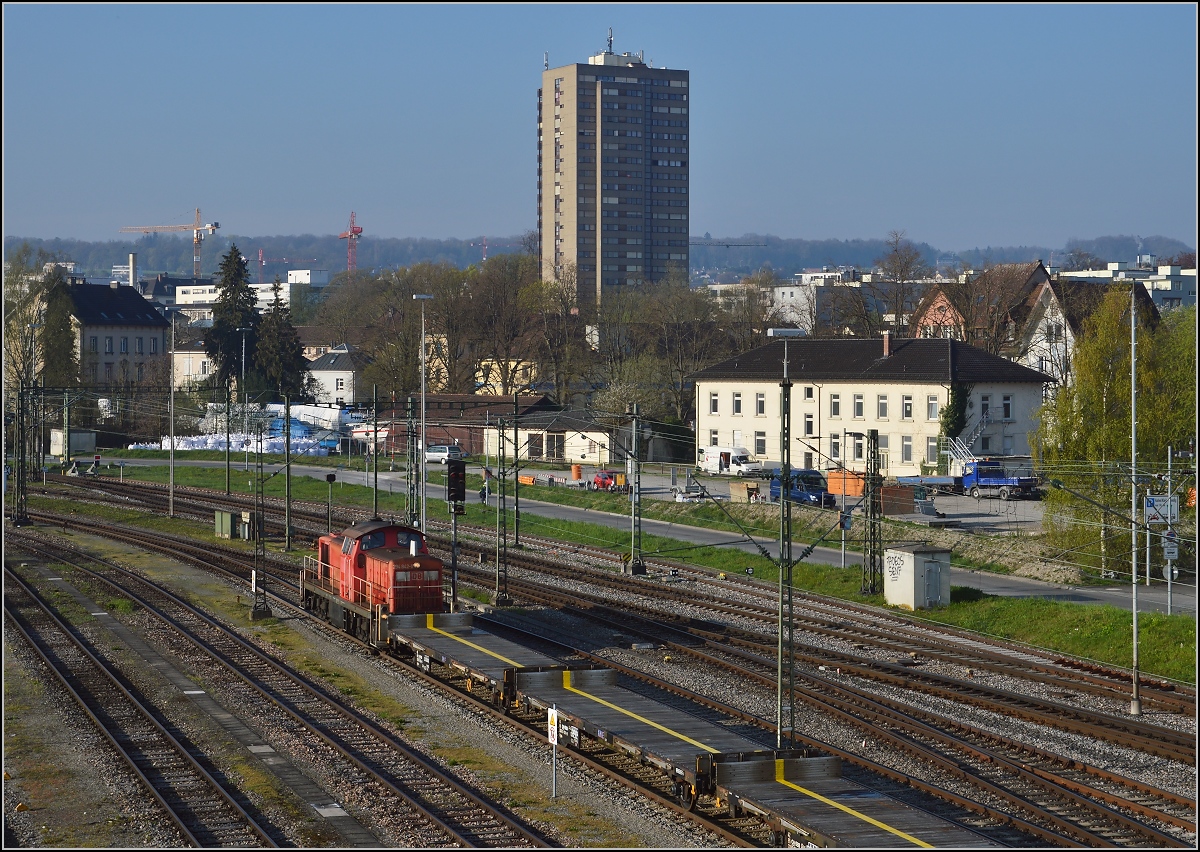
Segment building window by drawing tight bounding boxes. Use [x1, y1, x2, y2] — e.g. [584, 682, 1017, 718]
[830, 433, 840, 459]
[335, 378, 345, 391]
[1002, 394, 1013, 420]
[709, 392, 718, 414]
[901, 435, 913, 463]
[105, 337, 114, 354]
[927, 395, 939, 420]
[529, 433, 544, 458]
[804, 386, 814, 401]
[877, 394, 888, 419]
[1003, 435, 1014, 455]
[732, 392, 742, 415]
[980, 394, 990, 417]
[120, 337, 128, 354]
[853, 434, 864, 461]
[927, 437, 939, 464]
[878, 435, 889, 471]
[756, 393, 765, 415]
[710, 429, 719, 446]
[902, 395, 913, 419]
[754, 431, 766, 456]
[136, 364, 144, 382]
[803, 451, 814, 469]
[104, 363, 113, 381]
[136, 337, 144, 355]
[830, 394, 840, 417]
[981, 436, 991, 453]
[201, 361, 208, 375]
[804, 413, 814, 436]
[150, 337, 158, 354]
[89, 336, 98, 353]
[853, 394, 864, 418]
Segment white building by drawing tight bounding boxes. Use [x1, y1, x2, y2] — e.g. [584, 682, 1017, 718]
[170, 340, 212, 389]
[307, 344, 369, 406]
[690, 335, 1051, 477]
[1058, 262, 1195, 310]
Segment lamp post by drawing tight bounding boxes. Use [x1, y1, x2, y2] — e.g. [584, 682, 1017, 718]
[169, 314, 175, 517]
[237, 326, 250, 471]
[413, 294, 433, 531]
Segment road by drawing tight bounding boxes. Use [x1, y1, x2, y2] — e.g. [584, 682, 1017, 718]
[104, 457, 1196, 616]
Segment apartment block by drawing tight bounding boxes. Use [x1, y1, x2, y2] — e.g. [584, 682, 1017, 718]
[538, 39, 689, 309]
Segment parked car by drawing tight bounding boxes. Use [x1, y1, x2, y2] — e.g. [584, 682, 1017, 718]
[425, 445, 467, 464]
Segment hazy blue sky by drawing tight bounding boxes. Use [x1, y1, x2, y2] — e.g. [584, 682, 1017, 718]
[3, 4, 1196, 250]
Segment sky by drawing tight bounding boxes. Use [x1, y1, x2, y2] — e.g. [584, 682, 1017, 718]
[3, 3, 1196, 252]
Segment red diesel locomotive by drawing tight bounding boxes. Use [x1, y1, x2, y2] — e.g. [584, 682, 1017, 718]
[301, 518, 444, 642]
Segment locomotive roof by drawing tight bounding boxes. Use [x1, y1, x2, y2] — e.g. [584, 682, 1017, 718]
[337, 518, 419, 540]
[361, 546, 425, 563]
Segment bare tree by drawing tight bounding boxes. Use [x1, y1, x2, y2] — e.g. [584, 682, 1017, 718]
[3, 242, 54, 394]
[872, 230, 929, 336]
[471, 254, 540, 395]
[938, 262, 1046, 356]
[525, 263, 591, 405]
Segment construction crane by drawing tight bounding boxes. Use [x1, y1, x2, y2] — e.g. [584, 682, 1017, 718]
[469, 236, 521, 262]
[339, 212, 363, 274]
[120, 208, 219, 279]
[256, 249, 317, 285]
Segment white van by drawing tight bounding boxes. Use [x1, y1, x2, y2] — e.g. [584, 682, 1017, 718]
[697, 446, 763, 477]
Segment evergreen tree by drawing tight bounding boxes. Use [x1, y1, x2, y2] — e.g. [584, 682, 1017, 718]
[204, 244, 258, 390]
[254, 278, 310, 399]
[38, 267, 79, 388]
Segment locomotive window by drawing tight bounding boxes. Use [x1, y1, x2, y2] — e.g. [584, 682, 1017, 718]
[394, 570, 410, 582]
[341, 536, 353, 554]
[359, 531, 386, 551]
[424, 570, 439, 581]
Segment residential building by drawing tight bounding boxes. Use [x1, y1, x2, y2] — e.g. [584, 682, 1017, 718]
[690, 335, 1051, 476]
[1014, 279, 1158, 386]
[1058, 262, 1195, 310]
[64, 279, 170, 387]
[909, 261, 1051, 350]
[307, 344, 370, 405]
[538, 36, 689, 309]
[170, 340, 213, 390]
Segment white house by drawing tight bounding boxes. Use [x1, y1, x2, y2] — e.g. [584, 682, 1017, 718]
[170, 340, 212, 389]
[307, 344, 370, 405]
[690, 335, 1051, 477]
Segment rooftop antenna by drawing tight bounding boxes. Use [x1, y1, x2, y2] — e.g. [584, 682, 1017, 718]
[544, 51, 548, 70]
[607, 27, 614, 54]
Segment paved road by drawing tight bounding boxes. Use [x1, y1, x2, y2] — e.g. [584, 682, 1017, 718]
[103, 457, 1196, 616]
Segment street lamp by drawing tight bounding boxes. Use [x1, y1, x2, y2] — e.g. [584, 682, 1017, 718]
[413, 294, 433, 531]
[237, 326, 250, 470]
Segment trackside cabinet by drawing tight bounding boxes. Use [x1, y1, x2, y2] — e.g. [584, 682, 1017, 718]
[884, 545, 951, 609]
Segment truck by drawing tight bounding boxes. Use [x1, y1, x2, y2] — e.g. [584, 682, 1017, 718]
[767, 468, 838, 508]
[897, 460, 1040, 500]
[696, 446, 764, 477]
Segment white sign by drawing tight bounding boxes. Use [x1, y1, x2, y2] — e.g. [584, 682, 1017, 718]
[547, 708, 558, 745]
[1144, 494, 1179, 525]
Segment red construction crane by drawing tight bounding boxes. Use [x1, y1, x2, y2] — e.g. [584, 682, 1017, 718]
[339, 212, 363, 274]
[470, 236, 521, 261]
[256, 249, 318, 284]
[120, 208, 219, 279]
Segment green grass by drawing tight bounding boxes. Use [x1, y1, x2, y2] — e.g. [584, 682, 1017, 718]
[45, 460, 1197, 684]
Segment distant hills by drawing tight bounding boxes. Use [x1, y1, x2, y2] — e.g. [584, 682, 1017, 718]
[4, 232, 1192, 281]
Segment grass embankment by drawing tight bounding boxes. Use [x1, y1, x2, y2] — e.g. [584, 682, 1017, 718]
[46, 457, 1197, 684]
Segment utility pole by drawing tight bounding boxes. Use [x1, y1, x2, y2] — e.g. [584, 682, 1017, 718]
[863, 429, 883, 595]
[513, 393, 521, 547]
[405, 395, 419, 527]
[776, 367, 794, 748]
[629, 404, 645, 575]
[494, 417, 511, 605]
[225, 385, 231, 494]
[372, 384, 378, 517]
[1130, 282, 1141, 717]
[284, 395, 292, 551]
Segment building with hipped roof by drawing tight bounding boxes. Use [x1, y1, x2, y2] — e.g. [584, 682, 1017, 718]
[690, 335, 1051, 476]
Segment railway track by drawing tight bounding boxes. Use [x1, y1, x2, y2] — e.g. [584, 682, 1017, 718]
[24, 479, 1199, 845]
[6, 530, 549, 849]
[4, 568, 279, 848]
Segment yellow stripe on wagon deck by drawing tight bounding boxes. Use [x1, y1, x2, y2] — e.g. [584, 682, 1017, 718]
[774, 760, 933, 848]
[425, 613, 524, 666]
[561, 670, 719, 753]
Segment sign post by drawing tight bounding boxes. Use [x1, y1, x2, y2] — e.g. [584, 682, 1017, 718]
[1163, 528, 1178, 614]
[547, 705, 558, 798]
